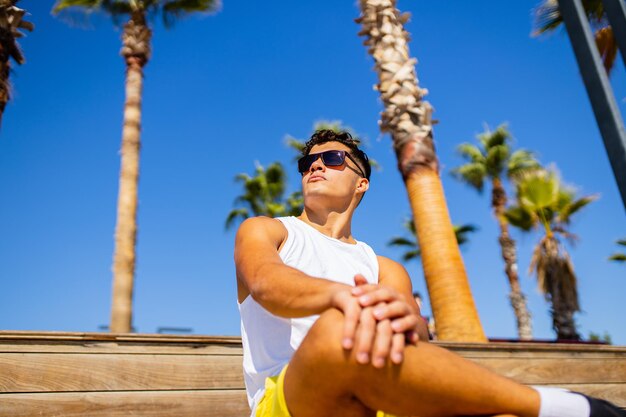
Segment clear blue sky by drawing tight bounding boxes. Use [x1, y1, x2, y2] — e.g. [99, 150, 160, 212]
[1, 1, 625, 344]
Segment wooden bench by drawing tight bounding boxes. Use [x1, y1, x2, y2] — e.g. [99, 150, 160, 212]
[1, 331, 624, 416]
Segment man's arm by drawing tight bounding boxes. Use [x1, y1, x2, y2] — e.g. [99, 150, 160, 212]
[352, 256, 429, 343]
[235, 216, 351, 318]
[376, 255, 430, 342]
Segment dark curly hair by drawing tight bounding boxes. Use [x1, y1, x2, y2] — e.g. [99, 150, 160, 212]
[302, 130, 371, 180]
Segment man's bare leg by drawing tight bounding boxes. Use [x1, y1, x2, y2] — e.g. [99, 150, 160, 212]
[284, 308, 540, 417]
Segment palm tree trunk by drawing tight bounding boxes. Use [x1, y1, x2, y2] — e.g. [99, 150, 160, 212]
[408, 169, 486, 341]
[110, 57, 143, 333]
[110, 15, 151, 333]
[492, 178, 532, 340]
[0, 48, 9, 127]
[542, 236, 580, 340]
[357, 0, 486, 341]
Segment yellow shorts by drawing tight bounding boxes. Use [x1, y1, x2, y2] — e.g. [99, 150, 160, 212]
[255, 365, 398, 417]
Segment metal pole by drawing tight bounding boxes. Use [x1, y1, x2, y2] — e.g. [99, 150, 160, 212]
[602, 0, 626, 70]
[558, 0, 626, 211]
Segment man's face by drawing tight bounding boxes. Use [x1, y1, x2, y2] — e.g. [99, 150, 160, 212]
[300, 142, 369, 207]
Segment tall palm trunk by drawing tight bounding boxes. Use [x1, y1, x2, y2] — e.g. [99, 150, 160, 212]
[0, 46, 9, 126]
[492, 178, 532, 340]
[110, 12, 151, 333]
[357, 0, 486, 342]
[539, 236, 580, 340]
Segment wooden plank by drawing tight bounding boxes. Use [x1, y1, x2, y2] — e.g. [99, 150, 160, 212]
[0, 390, 250, 417]
[0, 331, 242, 345]
[469, 357, 626, 384]
[0, 386, 623, 416]
[0, 341, 242, 355]
[0, 353, 245, 393]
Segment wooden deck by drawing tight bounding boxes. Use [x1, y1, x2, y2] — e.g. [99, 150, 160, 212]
[1, 331, 625, 416]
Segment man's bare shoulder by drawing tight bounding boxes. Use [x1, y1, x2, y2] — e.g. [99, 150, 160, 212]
[377, 255, 412, 292]
[236, 216, 288, 248]
[377, 255, 409, 276]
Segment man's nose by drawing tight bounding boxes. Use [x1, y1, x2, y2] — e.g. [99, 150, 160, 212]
[309, 155, 325, 172]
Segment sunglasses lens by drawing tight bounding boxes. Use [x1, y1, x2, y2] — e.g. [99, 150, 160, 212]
[321, 151, 345, 167]
[298, 154, 317, 173]
[298, 151, 347, 173]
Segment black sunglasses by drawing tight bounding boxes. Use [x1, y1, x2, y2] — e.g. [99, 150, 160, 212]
[298, 150, 367, 178]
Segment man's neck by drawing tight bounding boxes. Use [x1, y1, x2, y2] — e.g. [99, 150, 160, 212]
[297, 209, 355, 244]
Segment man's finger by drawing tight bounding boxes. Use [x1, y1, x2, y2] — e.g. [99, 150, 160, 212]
[391, 332, 406, 364]
[354, 307, 376, 365]
[391, 314, 419, 334]
[351, 283, 377, 296]
[342, 299, 361, 350]
[372, 300, 411, 321]
[372, 319, 392, 369]
[406, 330, 419, 345]
[358, 287, 400, 307]
[353, 274, 369, 287]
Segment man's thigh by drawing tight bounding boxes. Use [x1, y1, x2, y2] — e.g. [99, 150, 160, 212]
[282, 309, 376, 417]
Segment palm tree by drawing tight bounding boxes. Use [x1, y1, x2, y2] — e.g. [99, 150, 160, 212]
[506, 168, 596, 340]
[388, 218, 478, 263]
[0, 0, 33, 127]
[451, 124, 539, 340]
[226, 162, 302, 229]
[53, 0, 221, 333]
[534, 0, 617, 75]
[357, 0, 486, 341]
[608, 239, 626, 262]
[285, 120, 355, 157]
[285, 121, 379, 171]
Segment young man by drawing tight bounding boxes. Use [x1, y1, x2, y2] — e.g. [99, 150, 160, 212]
[235, 130, 623, 417]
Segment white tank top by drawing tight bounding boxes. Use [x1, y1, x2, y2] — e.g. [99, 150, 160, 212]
[238, 216, 379, 414]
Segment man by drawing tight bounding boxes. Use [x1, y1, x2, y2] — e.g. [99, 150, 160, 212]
[235, 130, 623, 417]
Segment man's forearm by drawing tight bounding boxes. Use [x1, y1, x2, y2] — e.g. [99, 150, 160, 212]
[244, 261, 351, 318]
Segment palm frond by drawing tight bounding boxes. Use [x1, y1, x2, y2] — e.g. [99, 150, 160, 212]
[225, 207, 249, 229]
[0, 1, 33, 64]
[161, 0, 221, 27]
[403, 218, 416, 235]
[285, 135, 306, 160]
[402, 249, 421, 262]
[453, 224, 479, 246]
[608, 253, 626, 262]
[505, 205, 536, 231]
[101, 0, 133, 15]
[53, 0, 132, 26]
[533, 0, 606, 36]
[485, 144, 509, 177]
[507, 149, 541, 180]
[53, 0, 102, 13]
[450, 162, 486, 192]
[314, 119, 351, 134]
[517, 169, 559, 216]
[557, 194, 597, 224]
[481, 124, 510, 149]
[608, 238, 626, 263]
[533, 0, 562, 36]
[388, 237, 416, 248]
[456, 142, 485, 164]
[228, 160, 300, 227]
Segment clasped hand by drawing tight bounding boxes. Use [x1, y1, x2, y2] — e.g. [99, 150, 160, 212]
[331, 274, 420, 369]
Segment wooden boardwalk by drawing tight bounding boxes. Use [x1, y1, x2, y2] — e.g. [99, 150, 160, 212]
[1, 331, 624, 416]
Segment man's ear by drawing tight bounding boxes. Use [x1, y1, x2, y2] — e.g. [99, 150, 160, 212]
[356, 178, 369, 194]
